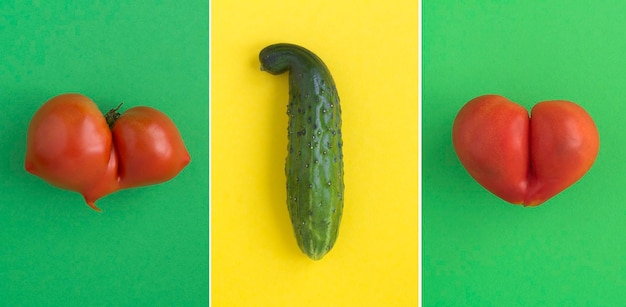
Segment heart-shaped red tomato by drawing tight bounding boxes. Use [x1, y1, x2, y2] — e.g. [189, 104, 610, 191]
[452, 94, 599, 206]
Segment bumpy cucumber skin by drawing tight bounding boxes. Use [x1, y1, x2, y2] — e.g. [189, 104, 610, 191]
[260, 43, 344, 260]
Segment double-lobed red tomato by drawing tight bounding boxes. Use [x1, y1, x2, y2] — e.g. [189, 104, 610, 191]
[25, 93, 190, 211]
[452, 94, 599, 206]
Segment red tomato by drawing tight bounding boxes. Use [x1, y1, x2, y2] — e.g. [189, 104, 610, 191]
[25, 93, 190, 211]
[452, 94, 599, 206]
[112, 106, 191, 189]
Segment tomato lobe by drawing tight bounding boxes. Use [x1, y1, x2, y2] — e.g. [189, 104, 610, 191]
[25, 94, 113, 194]
[112, 106, 190, 189]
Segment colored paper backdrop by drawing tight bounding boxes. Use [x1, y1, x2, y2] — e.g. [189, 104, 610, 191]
[211, 1, 418, 306]
[423, 1, 626, 306]
[0, 2, 209, 306]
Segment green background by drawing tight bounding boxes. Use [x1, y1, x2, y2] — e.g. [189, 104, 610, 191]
[423, 1, 626, 306]
[0, 2, 208, 306]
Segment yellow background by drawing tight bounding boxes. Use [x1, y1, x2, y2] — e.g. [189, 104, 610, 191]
[211, 1, 418, 306]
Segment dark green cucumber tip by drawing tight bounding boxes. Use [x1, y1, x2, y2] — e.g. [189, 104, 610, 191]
[307, 252, 326, 261]
[302, 245, 330, 261]
[259, 43, 326, 76]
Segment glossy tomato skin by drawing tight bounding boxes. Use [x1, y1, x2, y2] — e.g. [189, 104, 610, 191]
[80, 148, 120, 210]
[452, 94, 599, 206]
[25, 93, 119, 210]
[527, 101, 600, 206]
[452, 95, 530, 204]
[112, 106, 191, 189]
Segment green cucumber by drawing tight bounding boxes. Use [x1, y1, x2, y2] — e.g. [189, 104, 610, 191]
[259, 43, 344, 260]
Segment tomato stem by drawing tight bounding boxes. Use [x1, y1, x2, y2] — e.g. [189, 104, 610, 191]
[105, 103, 124, 128]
